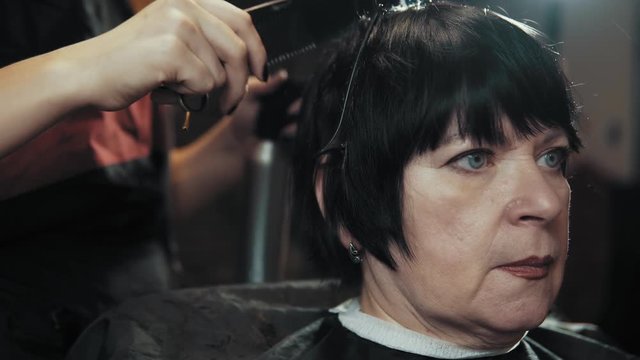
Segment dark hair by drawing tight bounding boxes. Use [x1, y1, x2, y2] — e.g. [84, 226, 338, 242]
[292, 2, 582, 284]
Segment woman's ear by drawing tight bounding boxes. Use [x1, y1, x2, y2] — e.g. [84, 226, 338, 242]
[314, 168, 326, 218]
[338, 227, 361, 250]
[314, 168, 361, 251]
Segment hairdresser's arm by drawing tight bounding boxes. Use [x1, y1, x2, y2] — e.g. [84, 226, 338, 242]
[169, 72, 289, 219]
[0, 0, 266, 158]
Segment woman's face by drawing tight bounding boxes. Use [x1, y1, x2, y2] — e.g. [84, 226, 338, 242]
[359, 119, 571, 349]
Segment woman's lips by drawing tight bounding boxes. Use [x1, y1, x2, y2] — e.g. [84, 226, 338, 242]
[498, 255, 554, 280]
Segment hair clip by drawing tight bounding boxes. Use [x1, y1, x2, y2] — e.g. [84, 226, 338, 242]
[315, 0, 433, 159]
[388, 0, 428, 13]
[315, 2, 383, 158]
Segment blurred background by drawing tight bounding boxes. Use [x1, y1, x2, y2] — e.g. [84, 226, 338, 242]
[167, 0, 640, 355]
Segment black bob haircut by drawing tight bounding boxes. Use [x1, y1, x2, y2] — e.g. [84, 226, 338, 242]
[291, 1, 582, 284]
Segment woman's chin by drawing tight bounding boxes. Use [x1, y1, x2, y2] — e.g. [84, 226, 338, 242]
[484, 305, 550, 337]
[477, 278, 560, 336]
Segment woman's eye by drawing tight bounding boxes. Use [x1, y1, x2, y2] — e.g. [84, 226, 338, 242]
[538, 147, 570, 171]
[450, 150, 493, 171]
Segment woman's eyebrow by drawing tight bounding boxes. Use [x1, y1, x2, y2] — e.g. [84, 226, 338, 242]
[440, 133, 464, 145]
[539, 129, 569, 146]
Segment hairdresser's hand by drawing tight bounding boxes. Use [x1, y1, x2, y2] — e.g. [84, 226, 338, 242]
[170, 71, 290, 218]
[227, 70, 291, 144]
[72, 0, 267, 114]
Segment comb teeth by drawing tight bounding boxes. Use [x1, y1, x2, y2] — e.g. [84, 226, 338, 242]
[267, 42, 317, 67]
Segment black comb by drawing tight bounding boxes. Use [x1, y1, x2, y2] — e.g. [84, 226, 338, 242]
[235, 0, 376, 84]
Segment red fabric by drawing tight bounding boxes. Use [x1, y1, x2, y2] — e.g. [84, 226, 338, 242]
[0, 95, 154, 200]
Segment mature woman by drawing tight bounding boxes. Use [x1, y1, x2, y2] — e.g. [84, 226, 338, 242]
[269, 2, 636, 359]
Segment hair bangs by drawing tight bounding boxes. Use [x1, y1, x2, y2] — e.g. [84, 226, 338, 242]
[411, 8, 581, 154]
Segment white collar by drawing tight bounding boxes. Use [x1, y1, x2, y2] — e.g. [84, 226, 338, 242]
[330, 298, 525, 359]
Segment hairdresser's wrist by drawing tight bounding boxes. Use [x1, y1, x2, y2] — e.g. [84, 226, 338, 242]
[40, 42, 101, 114]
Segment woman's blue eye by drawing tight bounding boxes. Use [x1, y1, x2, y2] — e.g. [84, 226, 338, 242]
[466, 153, 487, 169]
[452, 151, 491, 171]
[538, 148, 569, 170]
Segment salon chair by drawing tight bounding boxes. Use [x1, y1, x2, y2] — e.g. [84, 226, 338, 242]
[65, 279, 356, 359]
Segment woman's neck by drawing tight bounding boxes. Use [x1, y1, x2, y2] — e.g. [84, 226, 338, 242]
[359, 277, 526, 351]
[336, 297, 526, 359]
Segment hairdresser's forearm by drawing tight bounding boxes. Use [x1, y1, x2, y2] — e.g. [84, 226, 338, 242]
[0, 45, 94, 157]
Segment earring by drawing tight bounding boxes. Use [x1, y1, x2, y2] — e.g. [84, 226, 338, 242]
[348, 242, 364, 264]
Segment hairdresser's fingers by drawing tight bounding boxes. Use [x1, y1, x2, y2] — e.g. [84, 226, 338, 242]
[279, 97, 301, 138]
[287, 97, 302, 115]
[227, 72, 288, 141]
[168, 8, 228, 89]
[194, 0, 268, 80]
[248, 69, 288, 98]
[163, 41, 218, 95]
[183, 5, 250, 111]
[280, 122, 298, 139]
[151, 0, 247, 112]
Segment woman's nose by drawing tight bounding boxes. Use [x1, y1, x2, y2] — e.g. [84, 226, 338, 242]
[504, 164, 568, 226]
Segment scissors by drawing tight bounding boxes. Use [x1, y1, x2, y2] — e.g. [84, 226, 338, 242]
[151, 0, 377, 130]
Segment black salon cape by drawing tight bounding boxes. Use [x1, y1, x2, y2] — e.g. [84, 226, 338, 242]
[259, 315, 636, 360]
[65, 280, 638, 360]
